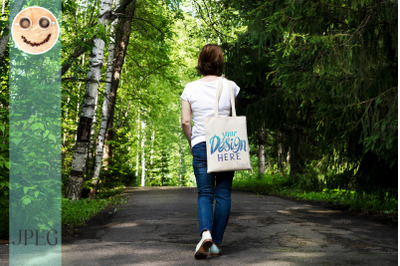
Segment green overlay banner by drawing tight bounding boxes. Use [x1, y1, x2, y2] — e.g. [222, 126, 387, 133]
[9, 0, 61, 265]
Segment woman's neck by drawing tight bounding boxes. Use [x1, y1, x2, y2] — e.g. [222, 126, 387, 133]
[200, 75, 220, 82]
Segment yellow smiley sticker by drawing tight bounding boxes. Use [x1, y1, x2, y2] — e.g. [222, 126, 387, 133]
[11, 6, 59, 55]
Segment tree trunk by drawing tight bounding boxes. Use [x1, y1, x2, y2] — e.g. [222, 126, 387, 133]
[257, 143, 265, 174]
[65, 0, 113, 200]
[103, 0, 137, 168]
[286, 146, 291, 172]
[0, 26, 9, 66]
[277, 131, 287, 174]
[89, 13, 118, 199]
[140, 120, 146, 187]
[265, 148, 272, 171]
[1, 0, 5, 14]
[178, 116, 184, 186]
[86, 95, 99, 177]
[149, 129, 155, 182]
[288, 127, 305, 184]
[74, 56, 85, 141]
[1, 0, 26, 65]
[135, 103, 141, 178]
[257, 122, 266, 174]
[62, 95, 71, 146]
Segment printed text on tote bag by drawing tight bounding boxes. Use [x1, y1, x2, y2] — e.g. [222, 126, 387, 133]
[209, 131, 247, 162]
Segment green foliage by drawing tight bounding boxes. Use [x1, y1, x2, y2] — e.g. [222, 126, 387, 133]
[0, 0, 10, 239]
[233, 171, 289, 194]
[0, 76, 9, 238]
[10, 179, 61, 231]
[8, 61, 61, 241]
[62, 191, 127, 230]
[280, 188, 398, 215]
[224, 0, 397, 193]
[99, 132, 137, 187]
[60, 0, 197, 192]
[3, 0, 396, 238]
[233, 173, 398, 215]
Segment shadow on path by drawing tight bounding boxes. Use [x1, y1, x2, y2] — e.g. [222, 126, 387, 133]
[0, 187, 397, 265]
[60, 187, 398, 265]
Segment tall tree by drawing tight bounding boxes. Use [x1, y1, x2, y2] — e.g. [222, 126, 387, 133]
[103, 0, 136, 167]
[89, 8, 118, 199]
[223, 0, 397, 191]
[65, 0, 113, 200]
[256, 122, 266, 174]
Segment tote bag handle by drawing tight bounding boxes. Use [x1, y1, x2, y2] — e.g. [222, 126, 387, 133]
[214, 78, 236, 118]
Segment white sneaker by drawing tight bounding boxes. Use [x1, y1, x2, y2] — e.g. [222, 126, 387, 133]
[210, 244, 222, 256]
[194, 231, 213, 259]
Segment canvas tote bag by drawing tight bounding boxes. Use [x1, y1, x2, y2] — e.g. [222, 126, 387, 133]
[204, 78, 251, 173]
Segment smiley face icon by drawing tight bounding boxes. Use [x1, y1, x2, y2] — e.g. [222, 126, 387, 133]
[11, 6, 59, 55]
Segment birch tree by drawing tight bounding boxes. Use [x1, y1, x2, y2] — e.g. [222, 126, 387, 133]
[178, 116, 184, 186]
[135, 104, 141, 178]
[87, 0, 136, 196]
[0, 0, 26, 65]
[89, 14, 118, 199]
[149, 129, 155, 181]
[0, 25, 9, 66]
[140, 120, 146, 187]
[65, 0, 113, 200]
[103, 0, 137, 165]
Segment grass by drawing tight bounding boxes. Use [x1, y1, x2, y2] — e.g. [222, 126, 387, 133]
[232, 172, 398, 217]
[62, 186, 127, 233]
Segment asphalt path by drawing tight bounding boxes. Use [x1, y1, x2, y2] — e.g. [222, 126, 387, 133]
[0, 187, 397, 265]
[60, 187, 397, 265]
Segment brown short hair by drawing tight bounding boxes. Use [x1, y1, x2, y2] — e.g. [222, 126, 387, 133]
[197, 44, 224, 76]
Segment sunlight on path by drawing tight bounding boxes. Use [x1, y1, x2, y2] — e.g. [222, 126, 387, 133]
[61, 187, 397, 265]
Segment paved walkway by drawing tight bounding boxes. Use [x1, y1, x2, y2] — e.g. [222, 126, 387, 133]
[60, 187, 397, 265]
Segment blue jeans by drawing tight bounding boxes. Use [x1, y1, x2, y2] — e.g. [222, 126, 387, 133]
[192, 142, 234, 245]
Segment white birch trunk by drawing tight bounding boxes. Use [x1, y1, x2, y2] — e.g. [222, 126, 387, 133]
[63, 96, 71, 145]
[0, 2, 7, 60]
[149, 129, 155, 180]
[140, 120, 146, 187]
[74, 54, 85, 142]
[89, 15, 118, 198]
[150, 130, 155, 165]
[1, 0, 25, 63]
[178, 116, 183, 186]
[135, 104, 141, 178]
[66, 0, 113, 200]
[87, 96, 98, 172]
[0, 30, 8, 63]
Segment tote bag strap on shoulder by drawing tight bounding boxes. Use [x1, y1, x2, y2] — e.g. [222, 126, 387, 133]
[205, 78, 251, 173]
[214, 78, 236, 118]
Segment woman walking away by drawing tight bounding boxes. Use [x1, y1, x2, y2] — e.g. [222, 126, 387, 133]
[181, 44, 240, 259]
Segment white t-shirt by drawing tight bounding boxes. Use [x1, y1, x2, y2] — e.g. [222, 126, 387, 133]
[181, 77, 240, 148]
